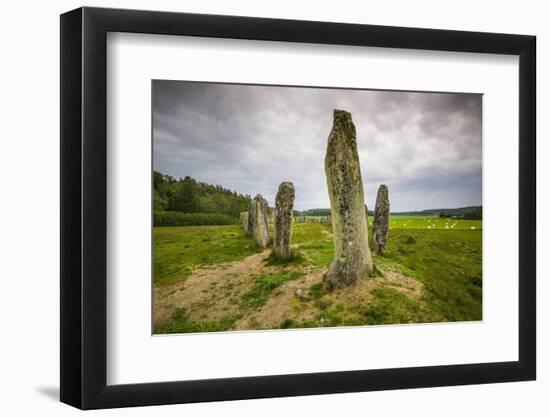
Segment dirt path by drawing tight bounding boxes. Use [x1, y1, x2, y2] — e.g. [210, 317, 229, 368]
[154, 249, 424, 331]
[154, 249, 272, 324]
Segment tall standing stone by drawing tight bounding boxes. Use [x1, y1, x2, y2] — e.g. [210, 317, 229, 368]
[247, 194, 270, 248]
[239, 211, 248, 231]
[371, 184, 390, 254]
[273, 182, 295, 259]
[324, 109, 373, 290]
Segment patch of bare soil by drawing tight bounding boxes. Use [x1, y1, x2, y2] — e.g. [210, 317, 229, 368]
[154, 249, 424, 331]
[154, 249, 272, 324]
[233, 265, 424, 329]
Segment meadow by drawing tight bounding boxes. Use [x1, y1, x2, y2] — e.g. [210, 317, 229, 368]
[153, 215, 482, 334]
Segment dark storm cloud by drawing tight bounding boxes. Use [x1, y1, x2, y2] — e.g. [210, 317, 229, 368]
[153, 81, 482, 211]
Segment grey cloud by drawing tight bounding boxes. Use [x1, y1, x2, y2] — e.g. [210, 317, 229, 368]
[153, 81, 482, 212]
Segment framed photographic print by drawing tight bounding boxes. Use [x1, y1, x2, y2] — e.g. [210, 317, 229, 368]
[60, 6, 536, 410]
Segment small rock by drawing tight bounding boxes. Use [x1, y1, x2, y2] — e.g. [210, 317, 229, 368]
[294, 288, 310, 301]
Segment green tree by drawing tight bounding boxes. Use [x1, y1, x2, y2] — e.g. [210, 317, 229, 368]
[153, 171, 253, 219]
[170, 176, 200, 212]
[153, 190, 168, 212]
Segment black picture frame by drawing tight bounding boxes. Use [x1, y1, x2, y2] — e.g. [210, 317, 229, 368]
[60, 6, 536, 410]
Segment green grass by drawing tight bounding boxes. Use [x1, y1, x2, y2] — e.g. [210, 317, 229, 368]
[378, 228, 482, 321]
[153, 225, 262, 286]
[154, 307, 239, 334]
[280, 318, 319, 329]
[359, 288, 435, 324]
[291, 223, 334, 268]
[154, 211, 237, 227]
[295, 214, 481, 230]
[297, 287, 435, 328]
[387, 215, 482, 230]
[289, 220, 482, 324]
[241, 271, 304, 308]
[154, 215, 482, 331]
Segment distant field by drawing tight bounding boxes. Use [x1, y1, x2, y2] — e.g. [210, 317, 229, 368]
[387, 215, 482, 230]
[153, 216, 482, 334]
[299, 214, 482, 230]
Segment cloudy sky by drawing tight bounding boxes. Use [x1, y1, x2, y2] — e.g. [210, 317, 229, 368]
[153, 81, 482, 212]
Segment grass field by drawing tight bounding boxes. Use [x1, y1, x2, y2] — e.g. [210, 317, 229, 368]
[389, 215, 481, 230]
[153, 226, 263, 287]
[153, 215, 482, 334]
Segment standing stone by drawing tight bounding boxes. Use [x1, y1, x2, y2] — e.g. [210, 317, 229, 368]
[247, 194, 270, 248]
[365, 204, 369, 225]
[273, 182, 295, 259]
[324, 109, 373, 290]
[371, 184, 390, 254]
[239, 212, 248, 231]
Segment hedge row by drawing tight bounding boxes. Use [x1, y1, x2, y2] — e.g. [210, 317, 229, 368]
[154, 211, 238, 227]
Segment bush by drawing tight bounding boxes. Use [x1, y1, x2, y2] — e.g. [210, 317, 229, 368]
[154, 211, 238, 227]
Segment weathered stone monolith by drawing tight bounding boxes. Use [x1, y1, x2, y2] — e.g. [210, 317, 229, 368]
[247, 194, 270, 248]
[239, 212, 248, 231]
[324, 109, 373, 290]
[371, 184, 390, 254]
[273, 182, 295, 259]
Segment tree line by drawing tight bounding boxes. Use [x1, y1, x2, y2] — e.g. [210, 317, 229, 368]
[439, 207, 482, 220]
[154, 171, 251, 219]
[295, 208, 331, 217]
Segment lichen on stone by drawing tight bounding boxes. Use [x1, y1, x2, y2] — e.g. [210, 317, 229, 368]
[324, 109, 373, 290]
[273, 182, 295, 259]
[372, 184, 390, 254]
[248, 194, 270, 248]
